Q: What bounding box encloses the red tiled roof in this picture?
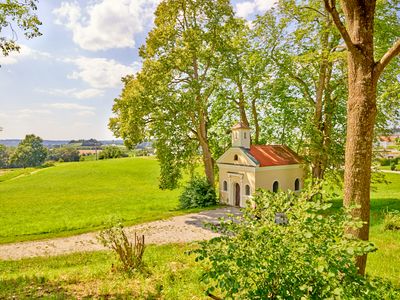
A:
[249,145,302,167]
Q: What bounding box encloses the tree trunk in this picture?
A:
[311,16,330,180]
[339,0,377,275]
[251,97,260,144]
[198,112,215,188]
[237,79,250,127]
[325,0,400,275]
[343,50,377,275]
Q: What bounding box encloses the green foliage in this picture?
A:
[0,0,42,57]
[179,176,217,209]
[391,161,397,171]
[47,147,80,162]
[193,186,399,299]
[380,158,392,166]
[384,210,400,231]
[9,134,47,168]
[0,144,9,168]
[98,145,127,160]
[98,223,145,273]
[110,0,239,188]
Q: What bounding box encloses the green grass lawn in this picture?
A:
[0,167,37,182]
[329,173,400,285]
[0,158,204,244]
[0,244,208,299]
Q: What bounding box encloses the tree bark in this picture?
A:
[237,79,250,128]
[198,112,215,188]
[324,0,385,275]
[251,97,260,144]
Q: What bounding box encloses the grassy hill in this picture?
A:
[0,158,194,244]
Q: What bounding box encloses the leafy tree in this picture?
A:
[254,0,348,180]
[98,146,126,160]
[10,134,47,168]
[0,144,9,168]
[194,187,399,299]
[47,147,80,162]
[0,0,42,56]
[111,0,238,188]
[323,0,400,274]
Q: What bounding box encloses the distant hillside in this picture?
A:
[0,139,124,148]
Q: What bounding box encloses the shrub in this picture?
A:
[98,223,145,273]
[47,147,80,162]
[380,158,391,166]
[98,146,127,159]
[390,161,396,171]
[384,210,400,231]
[40,161,55,168]
[179,176,217,209]
[193,186,399,299]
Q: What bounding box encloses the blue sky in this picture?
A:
[0,0,275,140]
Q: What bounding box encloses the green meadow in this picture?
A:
[0,158,201,244]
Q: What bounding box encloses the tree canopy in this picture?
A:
[0,0,41,57]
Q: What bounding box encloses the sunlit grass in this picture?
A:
[0,158,205,244]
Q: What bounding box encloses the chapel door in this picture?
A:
[235,183,241,207]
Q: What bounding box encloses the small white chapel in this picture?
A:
[216,122,304,207]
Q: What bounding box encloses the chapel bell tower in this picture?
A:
[231,122,251,149]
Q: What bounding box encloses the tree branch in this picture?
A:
[374,39,400,79]
[322,0,355,54]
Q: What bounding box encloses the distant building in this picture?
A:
[217,123,304,208]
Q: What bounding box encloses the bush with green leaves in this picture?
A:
[193,186,399,299]
[384,210,400,231]
[47,147,80,162]
[179,176,217,209]
[98,146,127,160]
[0,145,9,168]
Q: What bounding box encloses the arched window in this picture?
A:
[234,154,238,161]
[272,181,279,193]
[223,181,228,191]
[294,178,300,191]
[245,185,251,195]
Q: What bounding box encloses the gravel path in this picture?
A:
[0,207,240,261]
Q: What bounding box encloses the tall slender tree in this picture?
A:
[323,0,400,274]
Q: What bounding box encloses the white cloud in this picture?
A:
[17,109,52,119]
[235,0,277,19]
[36,87,104,99]
[254,0,276,11]
[76,110,96,117]
[73,88,104,99]
[53,0,160,51]
[66,57,137,89]
[0,45,50,65]
[236,2,256,19]
[47,103,95,111]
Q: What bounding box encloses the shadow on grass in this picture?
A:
[329,197,400,226]
[0,276,70,299]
